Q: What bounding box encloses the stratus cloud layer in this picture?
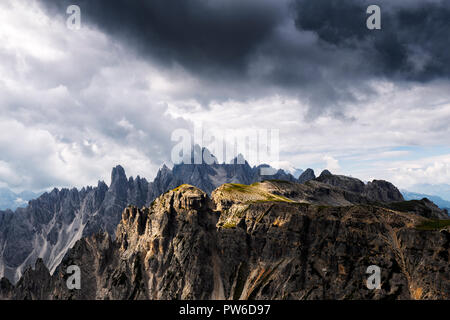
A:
[0,0,449,193]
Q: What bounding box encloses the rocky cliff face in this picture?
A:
[0,166,147,283]
[315,170,404,202]
[0,154,296,283]
[2,182,448,300]
[298,168,316,184]
[0,154,441,288]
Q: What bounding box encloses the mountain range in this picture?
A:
[0,150,299,283]
[407,184,450,204]
[0,149,448,299]
[1,180,448,300]
[402,191,450,212]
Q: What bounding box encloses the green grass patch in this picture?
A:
[265,194,293,202]
[234,206,249,218]
[221,183,296,204]
[223,183,253,193]
[389,200,423,212]
[416,219,450,231]
[261,179,292,184]
[172,184,190,192]
[251,196,293,203]
[222,221,238,229]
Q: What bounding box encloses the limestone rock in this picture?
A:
[2,182,448,300]
[298,168,316,184]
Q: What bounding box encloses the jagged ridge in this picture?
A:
[0,153,297,283]
[0,150,443,285]
[1,181,449,300]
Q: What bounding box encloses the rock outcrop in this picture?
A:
[2,182,448,300]
[0,155,439,288]
[0,152,296,283]
[387,198,449,220]
[298,168,316,184]
[365,180,405,203]
[0,166,146,283]
[316,171,404,203]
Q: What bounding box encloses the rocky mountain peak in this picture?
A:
[298,168,316,183]
[95,181,108,197]
[231,153,247,165]
[171,184,212,211]
[111,165,127,185]
[0,149,439,287]
[160,164,170,172]
[3,180,448,300]
[319,169,332,177]
[155,164,172,182]
[365,180,404,203]
[314,171,403,203]
[316,171,365,193]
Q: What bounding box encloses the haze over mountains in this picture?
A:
[405,184,450,205]
[0,188,40,211]
[402,191,450,212]
[0,148,448,290]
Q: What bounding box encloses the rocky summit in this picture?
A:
[1,180,448,300]
[0,151,296,284]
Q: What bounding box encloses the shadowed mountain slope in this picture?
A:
[1,183,448,300]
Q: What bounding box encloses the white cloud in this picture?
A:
[323,156,341,173]
[0,0,191,191]
[0,0,449,193]
[167,81,450,188]
[387,155,450,188]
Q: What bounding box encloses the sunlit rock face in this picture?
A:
[2,181,448,300]
[0,156,297,284]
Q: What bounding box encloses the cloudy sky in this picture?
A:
[1,0,449,195]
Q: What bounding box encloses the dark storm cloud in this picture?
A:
[3,0,450,192]
[40,0,285,77]
[293,0,450,81]
[39,0,450,114]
